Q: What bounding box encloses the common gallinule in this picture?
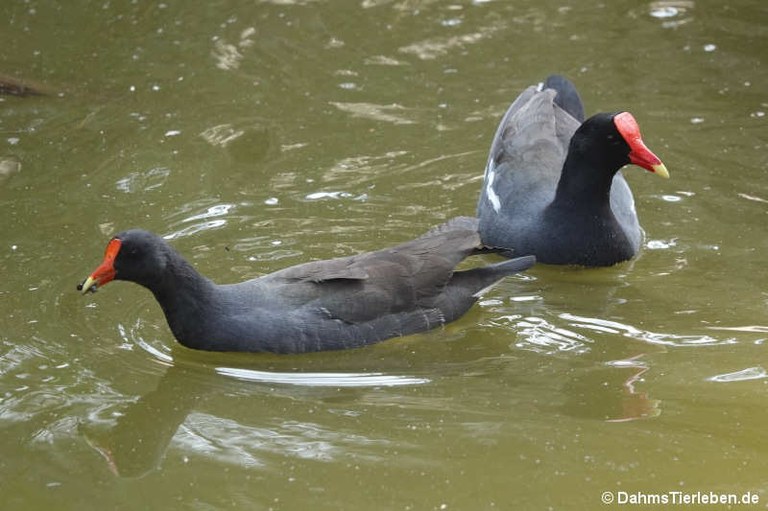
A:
[78,221,534,353]
[477,75,669,266]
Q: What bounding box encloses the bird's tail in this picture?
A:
[434,255,535,324]
[544,75,585,122]
[463,255,536,298]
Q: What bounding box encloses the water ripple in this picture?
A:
[124,325,429,388]
[164,202,237,240]
[330,102,415,125]
[398,21,505,60]
[708,366,767,383]
[511,316,592,355]
[561,313,736,347]
[175,413,390,468]
[200,124,245,147]
[115,167,170,193]
[164,220,228,240]
[321,151,409,186]
[215,366,429,388]
[181,203,235,222]
[648,1,694,28]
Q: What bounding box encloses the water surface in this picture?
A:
[1,1,767,509]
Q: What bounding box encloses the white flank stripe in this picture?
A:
[485,168,501,212]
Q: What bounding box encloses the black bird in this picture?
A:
[477,75,669,266]
[79,221,534,353]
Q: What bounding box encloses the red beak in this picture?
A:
[614,112,670,178]
[79,238,121,294]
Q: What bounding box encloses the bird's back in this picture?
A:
[477,84,581,245]
[477,76,641,260]
[207,225,529,352]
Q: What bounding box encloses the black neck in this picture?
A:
[553,142,621,211]
[149,252,217,344]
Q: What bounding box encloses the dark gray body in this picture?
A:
[104,224,534,353]
[477,76,642,266]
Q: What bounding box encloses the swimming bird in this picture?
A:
[477,75,669,266]
[79,222,534,353]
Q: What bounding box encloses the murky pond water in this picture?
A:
[1,1,767,509]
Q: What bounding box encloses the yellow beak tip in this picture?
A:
[653,163,670,179]
[79,276,97,295]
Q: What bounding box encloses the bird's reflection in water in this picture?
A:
[81,363,207,478]
[80,354,427,478]
[560,357,660,422]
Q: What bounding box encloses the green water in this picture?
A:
[1,1,767,509]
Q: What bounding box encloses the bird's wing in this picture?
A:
[481,87,582,215]
[269,228,483,324]
[277,257,370,283]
